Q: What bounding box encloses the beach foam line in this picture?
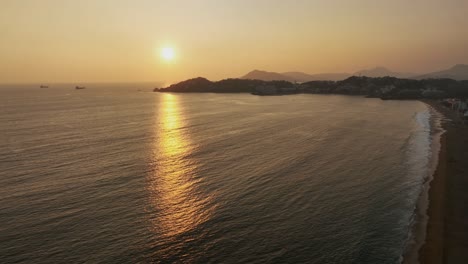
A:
[402,103,446,264]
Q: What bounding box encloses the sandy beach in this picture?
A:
[419,100,468,264]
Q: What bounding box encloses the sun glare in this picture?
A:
[161,47,175,61]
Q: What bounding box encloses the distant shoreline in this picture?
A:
[155,76,468,100]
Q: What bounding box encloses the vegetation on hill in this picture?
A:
[154,76,468,99]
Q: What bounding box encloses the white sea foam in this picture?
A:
[401,106,446,264]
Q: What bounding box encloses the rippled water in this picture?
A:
[0,85,431,263]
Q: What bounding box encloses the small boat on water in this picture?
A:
[75,86,86,90]
[39,85,48,88]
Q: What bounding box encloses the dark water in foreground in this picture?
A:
[0,85,432,263]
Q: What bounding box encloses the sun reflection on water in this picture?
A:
[148,94,212,238]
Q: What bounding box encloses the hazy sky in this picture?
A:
[1,0,467,83]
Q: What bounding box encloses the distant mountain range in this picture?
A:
[242,70,296,82]
[241,70,349,82]
[282,72,350,82]
[353,67,414,78]
[241,64,468,82]
[413,64,468,80]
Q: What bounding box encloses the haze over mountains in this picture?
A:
[353,67,414,78]
[414,64,468,80]
[242,70,350,82]
[242,70,296,82]
[241,64,468,82]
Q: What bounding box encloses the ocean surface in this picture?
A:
[0,84,433,263]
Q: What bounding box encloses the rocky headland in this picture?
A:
[154,76,468,100]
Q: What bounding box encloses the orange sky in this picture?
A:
[1,0,467,84]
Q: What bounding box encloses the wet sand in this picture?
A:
[419,100,468,264]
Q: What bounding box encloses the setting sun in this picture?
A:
[161,47,175,61]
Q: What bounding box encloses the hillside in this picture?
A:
[354,67,414,78]
[155,76,468,99]
[241,70,295,82]
[282,72,350,82]
[154,77,292,93]
[414,64,468,80]
[242,67,419,82]
[241,70,350,82]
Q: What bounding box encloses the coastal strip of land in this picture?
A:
[419,100,468,264]
[154,76,468,100]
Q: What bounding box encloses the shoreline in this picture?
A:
[402,103,445,264]
[417,100,468,263]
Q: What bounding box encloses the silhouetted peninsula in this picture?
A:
[154,77,292,94]
[154,75,468,99]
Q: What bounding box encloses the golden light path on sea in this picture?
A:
[148,93,212,238]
